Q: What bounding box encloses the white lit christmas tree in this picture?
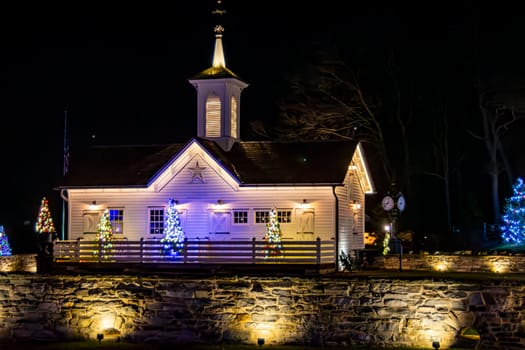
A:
[35,197,56,234]
[264,207,283,258]
[501,177,525,245]
[161,198,185,256]
[94,209,113,258]
[0,225,12,256]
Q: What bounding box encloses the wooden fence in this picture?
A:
[53,237,336,265]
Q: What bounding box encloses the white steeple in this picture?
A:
[188,2,248,152]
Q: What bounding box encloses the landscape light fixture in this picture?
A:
[432,341,440,349]
[97,333,104,342]
[257,338,265,346]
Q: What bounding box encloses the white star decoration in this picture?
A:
[188,161,206,183]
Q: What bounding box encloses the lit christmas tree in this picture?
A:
[0,225,12,256]
[264,207,283,258]
[161,198,185,256]
[35,197,56,234]
[501,177,525,244]
[94,209,113,258]
[382,232,391,255]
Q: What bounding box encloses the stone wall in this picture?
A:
[0,254,37,273]
[0,273,524,349]
[375,253,525,273]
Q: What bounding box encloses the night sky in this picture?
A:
[1,1,524,247]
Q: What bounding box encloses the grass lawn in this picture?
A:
[1,341,475,350]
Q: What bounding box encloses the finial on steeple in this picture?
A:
[211,1,226,68]
[214,25,224,35]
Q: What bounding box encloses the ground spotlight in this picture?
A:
[257,338,265,346]
[97,333,104,342]
[432,341,440,349]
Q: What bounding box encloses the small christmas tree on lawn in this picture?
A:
[95,209,113,258]
[264,207,283,258]
[35,197,56,234]
[501,177,525,244]
[161,198,185,256]
[0,225,12,256]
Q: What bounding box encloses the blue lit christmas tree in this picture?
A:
[0,225,12,256]
[501,177,525,245]
[161,198,185,256]
[264,208,283,258]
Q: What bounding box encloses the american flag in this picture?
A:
[63,108,70,175]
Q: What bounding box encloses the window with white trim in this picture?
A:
[149,207,164,234]
[255,209,271,224]
[277,209,292,223]
[108,208,124,234]
[233,209,248,224]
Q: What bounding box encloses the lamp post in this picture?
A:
[381,186,406,272]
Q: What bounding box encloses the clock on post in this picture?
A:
[397,194,406,212]
[381,195,395,211]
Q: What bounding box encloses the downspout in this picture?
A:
[60,189,68,240]
[332,185,339,270]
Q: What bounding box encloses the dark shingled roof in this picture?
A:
[199,138,357,185]
[59,144,185,188]
[58,138,358,188]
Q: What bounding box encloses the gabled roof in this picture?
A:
[59,144,186,188]
[199,138,358,185]
[58,138,360,189]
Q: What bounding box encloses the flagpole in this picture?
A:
[61,108,68,240]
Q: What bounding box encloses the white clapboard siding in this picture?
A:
[67,153,338,243]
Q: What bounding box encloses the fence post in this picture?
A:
[316,237,321,265]
[140,237,144,263]
[252,237,256,264]
[98,239,103,263]
[76,238,81,262]
[183,238,188,264]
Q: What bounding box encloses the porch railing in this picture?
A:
[53,237,336,265]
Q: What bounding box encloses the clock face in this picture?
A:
[397,195,406,211]
[382,195,395,211]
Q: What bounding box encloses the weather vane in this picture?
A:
[212,0,226,16]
